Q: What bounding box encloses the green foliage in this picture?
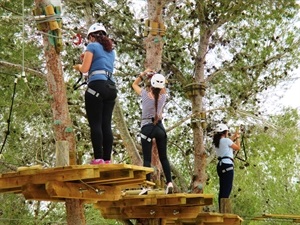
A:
[1,0,300,224]
[205,108,300,224]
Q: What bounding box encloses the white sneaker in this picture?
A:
[139,187,151,195]
[165,182,174,194]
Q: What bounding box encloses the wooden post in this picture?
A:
[220,198,232,213]
[56,141,69,166]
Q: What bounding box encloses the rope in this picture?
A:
[235,131,248,162]
[0,75,18,154]
[0,0,26,154]
[22,0,25,77]
[0,1,56,157]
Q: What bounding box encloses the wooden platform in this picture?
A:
[95,192,214,219]
[94,191,242,224]
[0,164,243,224]
[0,164,153,202]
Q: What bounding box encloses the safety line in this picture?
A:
[0,76,18,154]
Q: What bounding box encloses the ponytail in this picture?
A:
[152,87,161,125]
[212,130,227,148]
[90,31,113,52]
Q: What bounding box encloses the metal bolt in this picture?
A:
[150,210,156,215]
[173,210,179,215]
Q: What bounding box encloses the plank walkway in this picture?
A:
[0,164,243,225]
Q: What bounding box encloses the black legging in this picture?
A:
[85,80,117,160]
[217,162,234,210]
[141,122,172,183]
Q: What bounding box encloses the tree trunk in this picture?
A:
[114,98,143,165]
[34,1,84,224]
[135,1,167,225]
[143,0,166,188]
[191,19,212,193]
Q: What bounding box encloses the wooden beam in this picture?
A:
[45,181,122,201]
[95,193,214,208]
[94,197,157,208]
[22,183,64,201]
[0,168,98,191]
[101,206,203,219]
[197,213,243,225]
[87,170,146,184]
[157,194,214,206]
[0,164,154,193]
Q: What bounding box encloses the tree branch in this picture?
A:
[0,60,46,79]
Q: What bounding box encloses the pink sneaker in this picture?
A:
[90,159,104,165]
[104,160,111,164]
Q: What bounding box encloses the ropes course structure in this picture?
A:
[1,1,300,225]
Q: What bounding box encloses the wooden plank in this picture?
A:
[22,183,65,202]
[196,213,224,223]
[196,213,243,225]
[0,168,99,191]
[96,193,214,208]
[83,171,150,190]
[220,216,243,225]
[0,187,22,194]
[1,165,83,177]
[0,164,153,178]
[0,164,154,191]
[86,170,145,184]
[85,163,154,173]
[99,206,123,219]
[45,181,122,201]
[124,205,203,219]
[124,189,166,196]
[101,206,203,219]
[94,197,157,208]
[157,194,214,206]
[161,220,176,225]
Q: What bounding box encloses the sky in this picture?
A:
[280,77,300,109]
[275,72,300,109]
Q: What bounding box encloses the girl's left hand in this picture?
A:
[73,64,81,71]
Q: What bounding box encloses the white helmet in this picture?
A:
[151,73,165,89]
[87,23,107,36]
[215,124,229,133]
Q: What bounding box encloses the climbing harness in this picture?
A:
[221,166,234,173]
[218,156,234,163]
[86,88,101,99]
[140,120,166,143]
[140,133,152,142]
[88,70,113,79]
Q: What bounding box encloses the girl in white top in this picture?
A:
[212,124,240,211]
